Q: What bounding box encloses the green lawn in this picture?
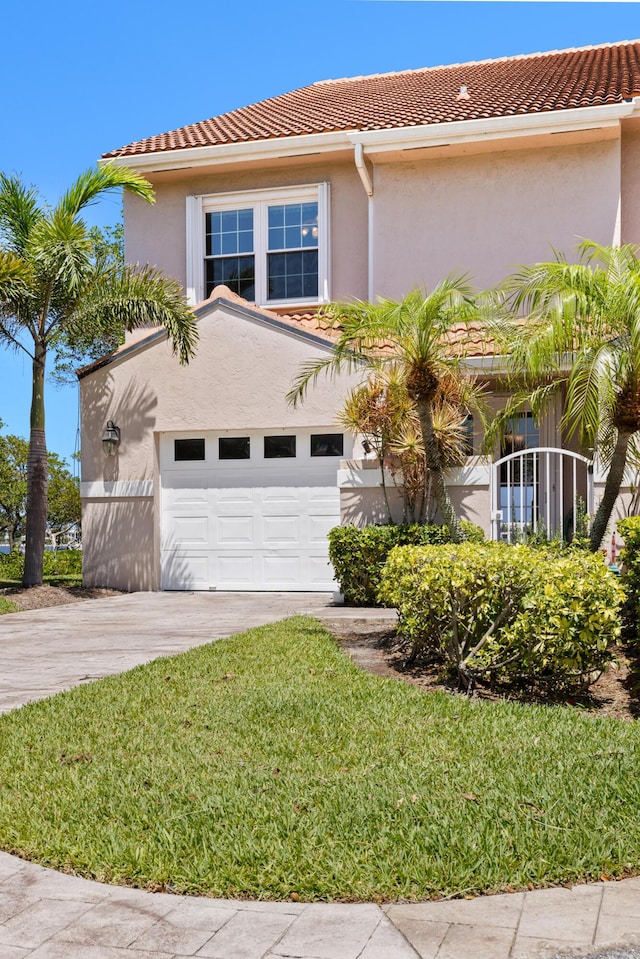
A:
[0,597,17,614]
[0,615,639,901]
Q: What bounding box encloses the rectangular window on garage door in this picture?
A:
[218,436,250,460]
[174,438,205,461]
[311,433,344,457]
[264,435,296,458]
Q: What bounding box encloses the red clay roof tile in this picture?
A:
[104,41,640,160]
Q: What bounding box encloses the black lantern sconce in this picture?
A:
[102,420,121,457]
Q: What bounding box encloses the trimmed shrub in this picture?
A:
[617,516,640,641]
[328,521,484,605]
[0,549,82,582]
[379,542,622,691]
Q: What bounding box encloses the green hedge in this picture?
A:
[328,521,484,605]
[617,517,640,641]
[379,542,622,692]
[0,549,82,582]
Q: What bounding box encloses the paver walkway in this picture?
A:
[0,592,637,958]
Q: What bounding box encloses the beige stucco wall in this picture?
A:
[621,120,640,245]
[80,300,363,590]
[372,138,621,296]
[124,159,368,305]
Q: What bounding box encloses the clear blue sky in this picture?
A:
[1,0,639,465]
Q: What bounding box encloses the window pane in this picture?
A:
[268,205,284,228]
[219,437,250,460]
[311,434,344,457]
[264,435,296,458]
[268,226,285,250]
[462,415,474,456]
[175,438,205,461]
[221,210,238,232]
[284,204,301,226]
[285,226,302,248]
[205,256,255,300]
[238,209,253,231]
[268,250,318,300]
[221,231,238,255]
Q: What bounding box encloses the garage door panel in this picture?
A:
[262,553,303,586]
[216,515,254,545]
[308,514,338,543]
[162,552,210,591]
[215,487,254,505]
[165,515,210,548]
[262,515,300,545]
[216,555,255,588]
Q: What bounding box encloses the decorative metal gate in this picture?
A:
[490,447,593,543]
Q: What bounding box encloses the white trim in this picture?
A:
[346,101,637,154]
[81,480,154,499]
[338,458,491,489]
[185,194,203,307]
[188,183,330,308]
[101,101,639,174]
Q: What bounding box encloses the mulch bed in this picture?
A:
[0,584,124,611]
[326,618,640,723]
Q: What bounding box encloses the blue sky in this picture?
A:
[1,0,639,465]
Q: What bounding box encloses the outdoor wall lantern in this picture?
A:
[102,420,121,456]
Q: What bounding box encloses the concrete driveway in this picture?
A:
[0,591,637,959]
[0,591,344,713]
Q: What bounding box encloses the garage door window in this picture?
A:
[264,435,296,458]
[174,438,205,461]
[219,436,250,460]
[311,434,344,457]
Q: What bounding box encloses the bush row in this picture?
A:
[618,517,640,642]
[328,521,484,605]
[0,549,82,581]
[379,542,622,692]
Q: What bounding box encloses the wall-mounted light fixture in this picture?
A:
[102,420,121,457]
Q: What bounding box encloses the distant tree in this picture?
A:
[0,167,198,586]
[0,432,80,551]
[0,432,28,551]
[46,453,81,550]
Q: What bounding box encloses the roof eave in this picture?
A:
[100,100,640,173]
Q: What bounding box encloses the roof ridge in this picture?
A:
[312,38,640,86]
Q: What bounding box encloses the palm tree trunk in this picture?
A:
[23,346,47,587]
[415,398,466,542]
[589,429,631,552]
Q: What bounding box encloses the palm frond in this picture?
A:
[58,164,155,218]
[0,175,44,255]
[67,264,198,364]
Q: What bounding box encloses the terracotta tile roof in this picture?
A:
[77,287,497,378]
[104,40,640,159]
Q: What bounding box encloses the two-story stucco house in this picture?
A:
[79,40,640,592]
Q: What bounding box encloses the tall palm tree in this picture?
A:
[503,240,640,551]
[0,166,199,586]
[287,281,488,542]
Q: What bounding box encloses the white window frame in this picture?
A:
[186,183,330,308]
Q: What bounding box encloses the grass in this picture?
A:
[0,597,17,614]
[0,576,82,588]
[0,615,639,901]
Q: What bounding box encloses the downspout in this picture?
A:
[354,143,374,302]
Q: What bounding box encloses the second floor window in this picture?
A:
[188,184,329,307]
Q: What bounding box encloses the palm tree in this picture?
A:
[0,166,199,586]
[503,240,640,551]
[287,281,488,542]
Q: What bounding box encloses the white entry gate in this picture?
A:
[490,447,593,543]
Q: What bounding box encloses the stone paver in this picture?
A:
[0,593,637,958]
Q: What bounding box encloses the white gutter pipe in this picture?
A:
[354,143,374,302]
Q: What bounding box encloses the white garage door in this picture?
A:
[160,429,349,591]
